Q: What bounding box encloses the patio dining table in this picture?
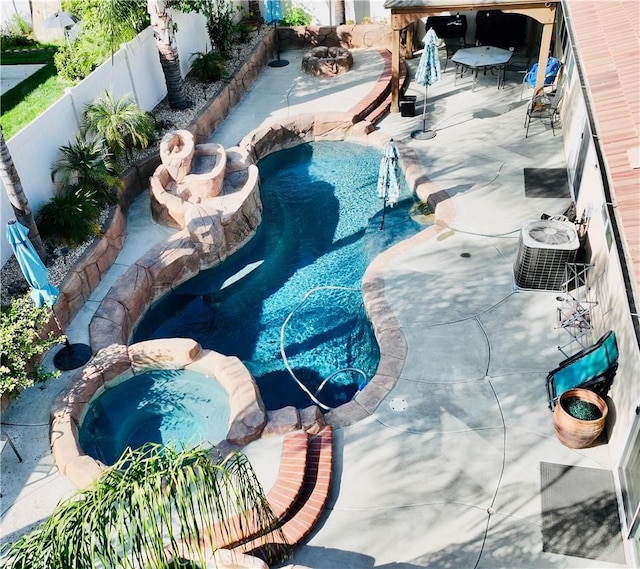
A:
[451,46,514,91]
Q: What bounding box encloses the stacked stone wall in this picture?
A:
[277,24,393,51]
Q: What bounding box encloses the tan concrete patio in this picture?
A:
[0,46,627,568]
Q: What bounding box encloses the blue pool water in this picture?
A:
[133,142,423,410]
[79,369,230,465]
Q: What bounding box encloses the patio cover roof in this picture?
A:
[384,0,554,12]
[383,0,558,111]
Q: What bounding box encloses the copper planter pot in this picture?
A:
[553,388,608,449]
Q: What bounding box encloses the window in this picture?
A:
[571,122,590,199]
[602,203,613,251]
[620,420,640,561]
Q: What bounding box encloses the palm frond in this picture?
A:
[1,443,287,568]
[83,90,155,159]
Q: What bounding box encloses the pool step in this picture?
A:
[169,427,333,565]
[351,49,410,126]
[266,430,310,520]
[234,425,334,564]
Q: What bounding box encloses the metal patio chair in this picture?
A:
[521,56,561,99]
[524,82,564,137]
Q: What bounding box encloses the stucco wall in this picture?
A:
[560,41,640,467]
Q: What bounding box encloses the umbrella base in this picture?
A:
[269,58,289,67]
[411,129,437,140]
[54,343,92,371]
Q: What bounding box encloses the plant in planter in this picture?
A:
[83,91,156,162]
[236,20,256,43]
[553,387,608,449]
[236,5,260,38]
[36,186,102,248]
[50,130,122,206]
[181,0,236,58]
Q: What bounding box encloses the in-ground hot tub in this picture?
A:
[51,339,267,483]
[79,368,230,465]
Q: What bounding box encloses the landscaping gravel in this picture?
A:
[1,25,271,308]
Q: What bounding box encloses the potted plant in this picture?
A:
[553,387,608,448]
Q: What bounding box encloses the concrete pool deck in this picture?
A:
[0,47,627,567]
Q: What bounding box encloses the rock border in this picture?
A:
[51,338,267,488]
[86,111,454,431]
[47,31,279,333]
[52,44,456,486]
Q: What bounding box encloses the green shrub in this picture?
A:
[36,187,101,248]
[189,50,228,82]
[281,3,312,26]
[178,0,235,57]
[1,444,287,568]
[236,22,255,43]
[53,0,148,83]
[0,294,63,396]
[51,130,122,205]
[205,0,236,57]
[0,13,36,49]
[53,36,102,83]
[83,91,156,160]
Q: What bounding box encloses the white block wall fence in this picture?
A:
[0,9,211,266]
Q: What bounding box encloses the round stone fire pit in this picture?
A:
[302,46,353,77]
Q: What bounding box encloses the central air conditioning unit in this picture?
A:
[514,219,580,291]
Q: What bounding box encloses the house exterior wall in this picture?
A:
[560,10,640,564]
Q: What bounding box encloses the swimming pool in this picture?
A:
[133,142,423,410]
[79,369,230,465]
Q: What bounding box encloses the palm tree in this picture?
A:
[148,0,190,110]
[0,126,47,262]
[0,444,287,568]
[83,91,155,161]
[51,130,123,205]
[335,0,346,25]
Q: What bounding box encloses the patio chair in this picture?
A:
[521,56,561,99]
[443,36,466,72]
[524,82,564,138]
[426,14,467,72]
[546,330,619,410]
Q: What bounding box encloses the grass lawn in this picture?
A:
[1,46,68,139]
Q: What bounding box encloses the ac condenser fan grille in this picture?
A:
[528,225,574,245]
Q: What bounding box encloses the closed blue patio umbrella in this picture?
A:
[6,219,91,370]
[264,0,289,67]
[412,28,441,140]
[376,139,400,230]
[6,220,59,308]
